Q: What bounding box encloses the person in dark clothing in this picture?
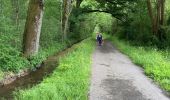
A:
[96,33,103,46]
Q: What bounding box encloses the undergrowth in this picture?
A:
[0,40,75,79]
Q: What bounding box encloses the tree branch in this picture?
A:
[82,9,110,14]
[82,9,124,22]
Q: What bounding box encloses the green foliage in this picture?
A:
[81,0,137,21]
[0,0,28,50]
[81,0,100,10]
[111,36,170,93]
[69,13,96,40]
[0,44,29,72]
[112,0,170,48]
[0,0,83,79]
[28,42,68,68]
[14,38,95,100]
[93,13,113,34]
[0,0,28,73]
[0,0,114,80]
[70,11,113,41]
[40,0,62,48]
[115,1,152,43]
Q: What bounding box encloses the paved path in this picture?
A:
[89,41,169,100]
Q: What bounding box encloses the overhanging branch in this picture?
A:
[82,9,110,14]
[82,9,124,22]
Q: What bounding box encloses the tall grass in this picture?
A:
[110,37,170,93]
[14,38,95,100]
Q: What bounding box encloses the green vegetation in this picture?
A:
[1,0,170,99]
[14,38,95,100]
[110,37,170,92]
[113,0,170,49]
[0,0,96,79]
[0,0,65,75]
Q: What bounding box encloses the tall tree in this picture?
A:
[147,0,165,40]
[23,0,44,57]
[147,0,156,34]
[81,0,137,22]
[62,0,72,40]
[158,0,165,40]
[160,0,165,25]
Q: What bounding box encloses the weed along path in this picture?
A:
[89,41,169,100]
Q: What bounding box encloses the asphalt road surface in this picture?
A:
[89,41,169,100]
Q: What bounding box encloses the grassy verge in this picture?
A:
[110,37,170,93]
[14,38,95,100]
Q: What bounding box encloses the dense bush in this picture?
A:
[114,0,170,48]
[0,44,29,72]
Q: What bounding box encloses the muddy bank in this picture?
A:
[0,65,39,86]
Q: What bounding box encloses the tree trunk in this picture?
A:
[155,0,161,35]
[146,0,156,35]
[76,0,83,9]
[62,0,72,40]
[158,0,166,40]
[23,0,44,57]
[160,0,165,25]
[146,0,165,38]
